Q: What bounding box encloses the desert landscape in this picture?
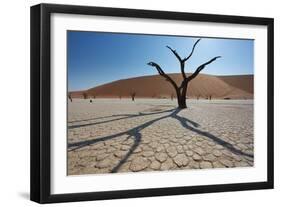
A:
[67,74,254,175]
[67,33,254,175]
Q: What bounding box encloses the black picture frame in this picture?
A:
[30,3,274,204]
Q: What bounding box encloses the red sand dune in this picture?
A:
[70,73,253,99]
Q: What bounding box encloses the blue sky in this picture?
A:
[67,31,254,91]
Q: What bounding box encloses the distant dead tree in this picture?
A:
[209,95,212,100]
[148,39,221,109]
[82,92,88,99]
[119,94,122,100]
[68,92,72,102]
[130,92,136,101]
[89,94,95,102]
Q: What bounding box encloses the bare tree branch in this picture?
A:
[166,39,201,80]
[187,56,221,81]
[166,46,182,62]
[147,62,178,90]
[183,38,201,62]
[166,46,186,79]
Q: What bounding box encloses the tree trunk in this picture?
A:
[177,95,187,109]
[176,82,188,109]
[176,88,187,109]
[131,93,136,101]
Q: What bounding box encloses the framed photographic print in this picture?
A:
[30,3,274,203]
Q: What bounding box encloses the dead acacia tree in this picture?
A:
[68,92,72,102]
[130,92,136,101]
[147,39,221,109]
[82,92,88,99]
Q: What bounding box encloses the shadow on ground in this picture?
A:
[18,192,29,200]
[68,108,253,173]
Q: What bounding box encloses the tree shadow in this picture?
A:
[68,110,176,151]
[170,108,253,158]
[68,109,176,173]
[111,132,141,173]
[68,108,177,129]
[68,115,123,124]
[68,108,253,173]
